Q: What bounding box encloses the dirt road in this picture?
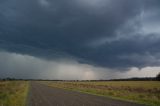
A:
[29,82,145,106]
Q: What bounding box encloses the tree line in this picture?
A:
[1,72,160,81]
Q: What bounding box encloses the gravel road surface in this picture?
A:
[29,82,146,106]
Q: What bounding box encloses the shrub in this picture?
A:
[156,73,160,81]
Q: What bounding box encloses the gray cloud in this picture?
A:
[0,0,160,79]
[0,51,159,79]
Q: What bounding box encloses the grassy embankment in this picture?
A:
[0,81,29,106]
[43,81,160,106]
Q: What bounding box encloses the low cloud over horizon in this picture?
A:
[0,0,160,79]
[0,51,159,80]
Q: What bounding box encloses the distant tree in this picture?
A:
[156,72,160,81]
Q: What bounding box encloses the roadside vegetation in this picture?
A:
[0,81,29,106]
[156,72,160,81]
[43,81,160,106]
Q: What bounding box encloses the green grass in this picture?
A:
[43,81,160,106]
[0,81,29,106]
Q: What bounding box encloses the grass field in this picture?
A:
[43,81,160,106]
[0,81,29,106]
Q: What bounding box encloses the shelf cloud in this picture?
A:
[0,0,160,79]
[0,51,159,80]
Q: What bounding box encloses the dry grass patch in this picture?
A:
[0,81,29,106]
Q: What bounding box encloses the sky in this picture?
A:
[0,0,160,80]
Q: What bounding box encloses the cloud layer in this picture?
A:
[0,0,160,79]
[0,51,159,79]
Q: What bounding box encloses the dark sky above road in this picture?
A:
[0,0,160,79]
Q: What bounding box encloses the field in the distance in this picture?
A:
[43,81,160,106]
[0,81,29,106]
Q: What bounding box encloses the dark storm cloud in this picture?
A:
[0,0,160,69]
